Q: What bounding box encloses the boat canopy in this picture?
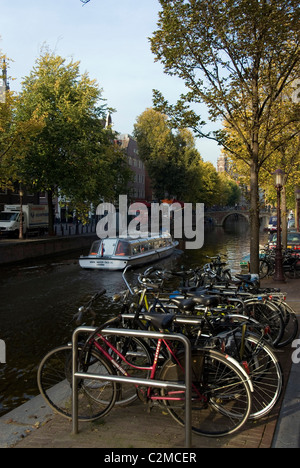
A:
[88,233,173,258]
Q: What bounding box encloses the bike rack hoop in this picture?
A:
[72,326,192,448]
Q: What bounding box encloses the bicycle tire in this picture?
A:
[97,335,152,406]
[275,302,299,348]
[284,263,300,279]
[185,318,282,420]
[37,345,117,421]
[159,349,252,437]
[229,333,283,419]
[242,299,284,347]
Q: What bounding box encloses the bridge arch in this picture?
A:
[204,210,250,227]
[221,211,250,226]
[204,209,271,228]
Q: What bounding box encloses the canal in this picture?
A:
[0,218,268,417]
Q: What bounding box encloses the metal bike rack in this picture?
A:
[72,326,192,448]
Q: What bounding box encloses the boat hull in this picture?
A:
[79,243,178,271]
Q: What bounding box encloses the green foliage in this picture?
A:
[151,0,300,159]
[15,50,132,222]
[0,54,45,189]
[150,0,300,272]
[134,107,240,206]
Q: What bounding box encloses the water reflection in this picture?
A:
[0,219,268,416]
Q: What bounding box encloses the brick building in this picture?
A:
[115,134,153,202]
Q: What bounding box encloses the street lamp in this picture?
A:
[273,169,285,282]
[295,188,300,232]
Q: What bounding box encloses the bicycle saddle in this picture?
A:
[170,295,220,311]
[235,274,259,283]
[144,313,175,330]
[191,295,220,307]
[170,298,195,312]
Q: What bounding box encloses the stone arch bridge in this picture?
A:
[204,209,271,227]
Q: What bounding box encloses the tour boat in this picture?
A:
[79,233,179,270]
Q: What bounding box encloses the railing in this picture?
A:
[71,326,192,448]
[54,221,96,237]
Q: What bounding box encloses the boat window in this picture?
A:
[89,240,102,256]
[139,241,150,253]
[160,238,168,247]
[142,242,150,252]
[131,243,141,255]
[147,241,153,251]
[115,241,130,256]
[153,239,161,249]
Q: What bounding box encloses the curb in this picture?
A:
[0,394,54,448]
[272,337,300,448]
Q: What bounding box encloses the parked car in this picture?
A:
[267,216,277,232]
[268,231,300,251]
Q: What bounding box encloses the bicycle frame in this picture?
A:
[72,325,192,447]
[84,327,193,402]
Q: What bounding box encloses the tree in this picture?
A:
[223,84,300,247]
[0,55,45,191]
[150,0,300,273]
[134,108,203,200]
[16,50,131,232]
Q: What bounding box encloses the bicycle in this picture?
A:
[38,308,253,437]
[78,313,253,438]
[259,247,300,279]
[37,290,153,419]
[202,272,298,349]
[125,265,285,349]
[114,267,282,420]
[136,261,296,350]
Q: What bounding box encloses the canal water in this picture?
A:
[0,218,268,417]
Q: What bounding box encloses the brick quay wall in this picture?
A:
[0,234,97,265]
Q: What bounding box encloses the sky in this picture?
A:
[0,0,221,167]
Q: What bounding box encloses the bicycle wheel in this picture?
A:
[37,345,117,421]
[99,335,152,406]
[229,333,283,419]
[285,263,300,279]
[159,349,252,437]
[275,302,299,348]
[243,299,284,347]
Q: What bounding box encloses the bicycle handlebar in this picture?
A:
[74,288,106,324]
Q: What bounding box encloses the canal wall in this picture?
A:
[0,234,97,265]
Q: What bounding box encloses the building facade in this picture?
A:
[0,187,39,213]
[115,134,152,202]
[217,154,229,173]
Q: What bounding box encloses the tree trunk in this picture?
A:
[249,67,261,275]
[249,160,260,274]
